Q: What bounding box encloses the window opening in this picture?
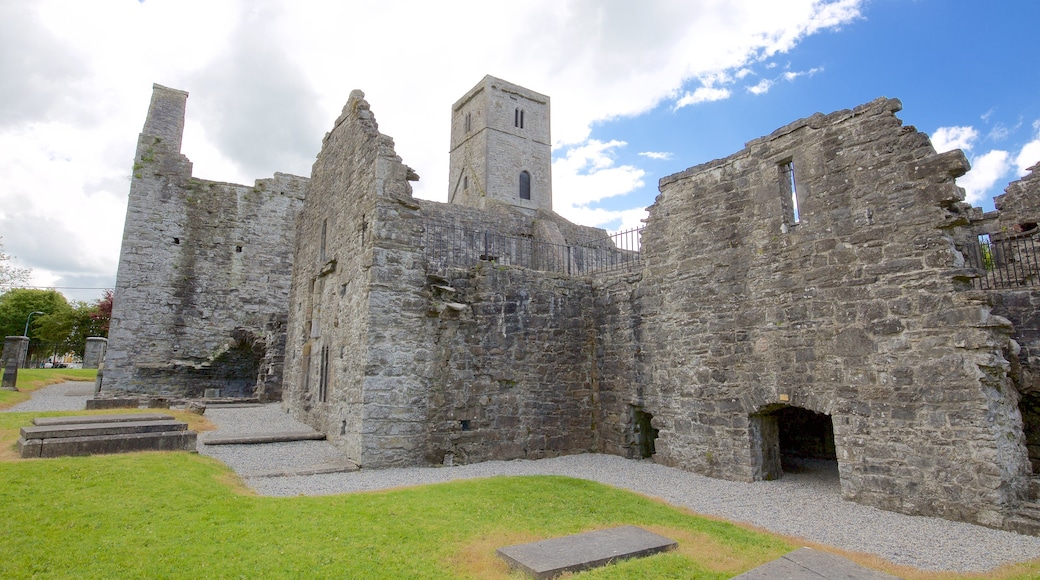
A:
[318,344,330,403]
[520,109,525,129]
[464,111,471,133]
[519,171,531,200]
[320,219,328,261]
[463,175,468,190]
[235,245,242,253]
[173,237,180,245]
[778,160,800,226]
[514,108,519,128]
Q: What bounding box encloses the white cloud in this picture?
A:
[639,151,673,160]
[747,79,774,95]
[675,87,732,109]
[783,67,823,81]
[552,140,645,226]
[931,126,978,153]
[1017,138,1040,175]
[0,0,867,297]
[959,150,1012,205]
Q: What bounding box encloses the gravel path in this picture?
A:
[9,383,1040,573]
[2,381,95,412]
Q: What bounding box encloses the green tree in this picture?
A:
[0,236,31,289]
[0,288,69,361]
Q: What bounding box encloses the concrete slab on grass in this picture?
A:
[496,525,677,579]
[733,547,899,579]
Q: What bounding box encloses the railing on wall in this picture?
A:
[424,223,642,276]
[963,233,1040,290]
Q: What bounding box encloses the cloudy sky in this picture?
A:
[1,0,1038,302]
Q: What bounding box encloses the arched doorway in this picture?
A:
[750,405,838,482]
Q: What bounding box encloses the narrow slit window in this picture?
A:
[514,108,520,128]
[464,111,471,133]
[778,160,800,226]
[320,219,327,261]
[519,171,531,200]
[463,175,468,190]
[318,344,330,403]
[520,109,525,129]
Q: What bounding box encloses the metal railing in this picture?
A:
[424,223,642,276]
[963,233,1040,290]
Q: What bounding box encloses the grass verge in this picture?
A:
[1,410,1039,578]
[0,368,98,409]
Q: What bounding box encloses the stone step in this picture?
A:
[21,420,187,441]
[202,431,326,445]
[32,414,174,427]
[249,459,360,478]
[18,430,197,458]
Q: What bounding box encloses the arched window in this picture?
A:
[519,171,531,200]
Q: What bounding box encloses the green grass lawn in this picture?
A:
[2,408,1039,579]
[0,368,98,409]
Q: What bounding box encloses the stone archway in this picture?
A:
[750,405,838,482]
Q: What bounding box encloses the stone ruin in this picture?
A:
[103,77,1040,533]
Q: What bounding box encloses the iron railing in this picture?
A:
[424,223,642,276]
[963,233,1040,290]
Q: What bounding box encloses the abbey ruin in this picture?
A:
[104,77,1040,533]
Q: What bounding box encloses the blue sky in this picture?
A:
[0,0,1037,301]
[573,0,1040,227]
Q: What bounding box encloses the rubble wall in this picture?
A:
[641,97,1030,526]
[105,84,306,397]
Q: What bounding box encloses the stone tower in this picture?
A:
[447,75,552,212]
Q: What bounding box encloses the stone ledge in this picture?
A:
[202,431,326,445]
[18,430,197,458]
[496,525,677,579]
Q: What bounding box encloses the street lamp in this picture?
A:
[24,311,44,337]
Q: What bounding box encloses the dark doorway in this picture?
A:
[1020,392,1040,474]
[751,406,837,481]
[630,406,658,459]
[776,406,837,474]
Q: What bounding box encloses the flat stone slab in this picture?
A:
[733,548,899,579]
[21,420,187,441]
[250,459,361,478]
[496,525,677,579]
[18,430,197,458]
[202,431,326,445]
[32,414,174,426]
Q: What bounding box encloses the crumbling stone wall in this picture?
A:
[640,97,1030,527]
[284,90,622,468]
[105,84,306,397]
[985,166,1040,471]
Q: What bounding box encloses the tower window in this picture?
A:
[519,171,531,200]
[465,112,471,133]
[778,160,800,227]
[463,175,468,190]
[514,108,525,129]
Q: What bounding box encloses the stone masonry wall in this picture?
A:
[423,265,597,465]
[641,97,1030,527]
[988,166,1040,472]
[105,85,306,397]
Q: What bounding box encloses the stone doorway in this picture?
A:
[628,405,659,459]
[1019,392,1040,474]
[750,406,838,482]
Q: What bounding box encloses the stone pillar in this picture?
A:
[1,336,30,391]
[83,337,108,369]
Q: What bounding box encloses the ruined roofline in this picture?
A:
[658,97,903,189]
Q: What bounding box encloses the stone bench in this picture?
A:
[18,415,197,458]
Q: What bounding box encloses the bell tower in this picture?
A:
[448,75,552,212]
